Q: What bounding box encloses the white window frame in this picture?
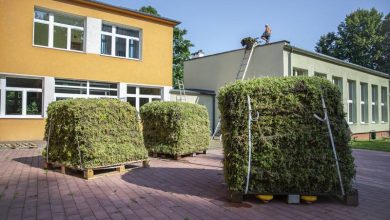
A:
[292,68,308,76]
[381,87,388,123]
[360,83,368,124]
[347,80,356,124]
[33,9,85,52]
[100,23,141,60]
[371,85,378,124]
[54,79,118,100]
[332,76,343,96]
[125,85,162,112]
[0,76,43,118]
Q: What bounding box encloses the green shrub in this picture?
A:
[218,77,355,194]
[140,101,210,156]
[43,99,148,168]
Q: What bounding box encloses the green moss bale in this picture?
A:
[44,99,148,168]
[140,101,210,156]
[218,77,355,194]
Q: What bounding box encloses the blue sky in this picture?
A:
[102,0,389,55]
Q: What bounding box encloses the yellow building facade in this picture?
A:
[0,0,179,141]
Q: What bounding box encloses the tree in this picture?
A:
[315,8,389,73]
[378,13,390,73]
[139,6,194,88]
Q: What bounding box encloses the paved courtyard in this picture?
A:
[0,145,389,220]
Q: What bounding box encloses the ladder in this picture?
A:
[176,79,186,102]
[212,42,258,140]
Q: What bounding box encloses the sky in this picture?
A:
[101,0,389,55]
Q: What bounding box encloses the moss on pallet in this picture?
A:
[218,77,355,194]
[43,99,148,168]
[140,102,210,156]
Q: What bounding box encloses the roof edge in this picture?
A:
[284,45,390,79]
[71,0,180,26]
[186,40,290,61]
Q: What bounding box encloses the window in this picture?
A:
[371,85,378,123]
[55,79,118,100]
[0,77,43,117]
[101,24,141,59]
[347,80,357,124]
[314,72,327,78]
[381,87,388,123]
[292,68,308,76]
[332,76,343,96]
[34,9,85,51]
[360,83,368,123]
[126,86,162,111]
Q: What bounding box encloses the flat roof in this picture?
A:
[72,0,180,26]
[284,45,390,79]
[186,40,390,79]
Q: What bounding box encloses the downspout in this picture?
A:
[288,46,293,76]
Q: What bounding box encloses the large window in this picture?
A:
[101,24,141,59]
[314,72,327,78]
[381,87,388,123]
[360,83,368,123]
[0,77,43,117]
[332,76,343,96]
[55,79,118,100]
[347,80,357,124]
[292,68,308,76]
[34,9,85,51]
[371,85,379,123]
[126,86,161,111]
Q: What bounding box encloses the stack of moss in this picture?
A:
[140,102,210,157]
[44,99,148,168]
[218,77,355,195]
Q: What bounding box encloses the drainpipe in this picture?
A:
[288,46,293,76]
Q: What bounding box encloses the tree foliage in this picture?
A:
[139,6,194,88]
[315,8,390,74]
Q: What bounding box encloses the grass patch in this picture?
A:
[350,139,390,152]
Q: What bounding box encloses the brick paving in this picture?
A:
[0,146,389,220]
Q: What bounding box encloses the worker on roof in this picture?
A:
[261,24,271,44]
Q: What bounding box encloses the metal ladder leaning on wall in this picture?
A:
[176,79,187,102]
[211,42,258,140]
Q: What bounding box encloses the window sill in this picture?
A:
[33,44,86,54]
[0,115,44,119]
[100,54,141,62]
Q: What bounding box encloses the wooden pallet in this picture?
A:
[150,150,207,160]
[43,160,150,180]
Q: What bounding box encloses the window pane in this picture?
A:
[54,26,68,49]
[34,10,49,21]
[6,91,22,115]
[127,97,136,107]
[101,35,112,55]
[140,87,160,95]
[27,92,42,115]
[140,98,149,107]
[129,40,140,59]
[55,87,87,94]
[116,27,139,38]
[332,77,343,95]
[89,89,117,96]
[54,13,84,27]
[71,29,84,51]
[55,79,87,87]
[152,98,161,102]
[314,72,326,78]
[102,24,112,32]
[90,81,117,89]
[127,86,136,94]
[34,22,49,46]
[115,37,126,57]
[6,77,42,88]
